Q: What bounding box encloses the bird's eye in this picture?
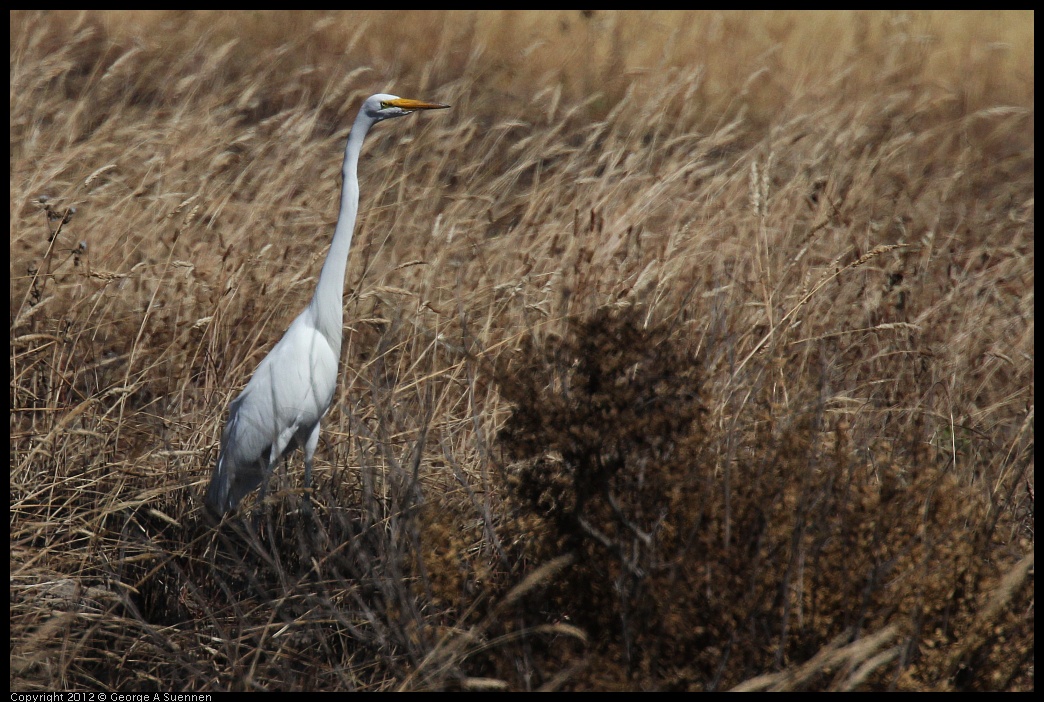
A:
[380,101,390,110]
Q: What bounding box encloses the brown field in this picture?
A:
[10,10,1033,692]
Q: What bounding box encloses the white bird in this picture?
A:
[205,93,449,516]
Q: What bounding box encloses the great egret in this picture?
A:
[205,93,450,516]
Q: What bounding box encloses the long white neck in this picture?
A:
[309,109,375,348]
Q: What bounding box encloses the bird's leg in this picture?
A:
[302,422,321,517]
[255,448,279,534]
[302,458,314,518]
[254,474,269,533]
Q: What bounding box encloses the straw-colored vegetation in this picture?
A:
[10,10,1033,691]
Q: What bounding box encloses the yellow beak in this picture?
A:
[385,98,451,112]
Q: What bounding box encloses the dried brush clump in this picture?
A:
[500,305,705,541]
[487,304,1031,691]
[494,304,708,682]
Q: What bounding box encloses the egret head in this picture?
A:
[364,93,450,123]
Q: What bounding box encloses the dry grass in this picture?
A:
[10,10,1033,692]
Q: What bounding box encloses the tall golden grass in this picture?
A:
[11,10,1033,691]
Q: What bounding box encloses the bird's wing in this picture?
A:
[227,313,340,463]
